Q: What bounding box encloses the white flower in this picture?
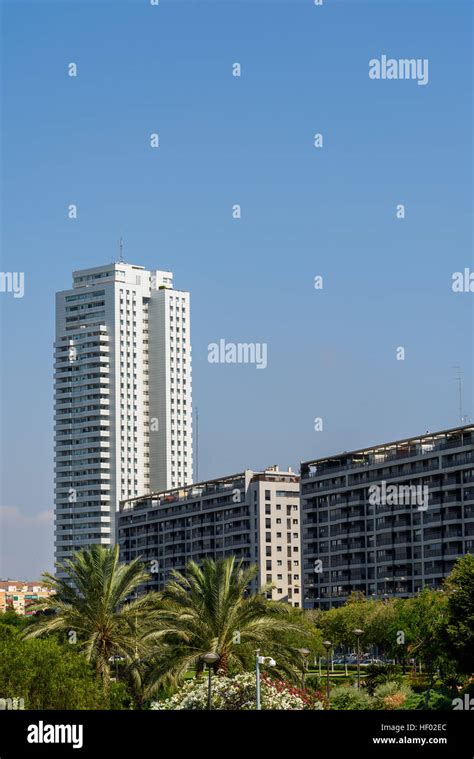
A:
[151,672,323,711]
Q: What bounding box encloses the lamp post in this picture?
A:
[322,640,332,702]
[354,629,364,689]
[298,648,311,689]
[255,650,276,710]
[201,652,219,710]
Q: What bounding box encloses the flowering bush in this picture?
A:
[151,672,324,710]
[372,681,413,710]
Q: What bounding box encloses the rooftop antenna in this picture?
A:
[118,236,125,263]
[453,365,470,424]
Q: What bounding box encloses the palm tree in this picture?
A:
[24,544,159,694]
[142,556,306,689]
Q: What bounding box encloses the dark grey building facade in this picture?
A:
[301,425,474,609]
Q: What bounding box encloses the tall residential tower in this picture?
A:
[54,262,192,567]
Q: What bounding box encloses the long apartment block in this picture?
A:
[118,466,302,605]
[54,262,192,567]
[301,425,474,609]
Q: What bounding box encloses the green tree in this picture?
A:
[391,589,448,670]
[0,623,107,709]
[390,588,448,704]
[444,554,474,673]
[318,595,396,662]
[24,544,159,693]
[143,557,307,688]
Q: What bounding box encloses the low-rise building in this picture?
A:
[0,581,53,615]
[118,466,302,605]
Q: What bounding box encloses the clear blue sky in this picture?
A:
[1,0,472,578]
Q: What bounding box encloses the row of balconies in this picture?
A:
[302,436,472,481]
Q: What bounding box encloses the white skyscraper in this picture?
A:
[54,262,193,566]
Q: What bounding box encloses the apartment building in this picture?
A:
[54,262,192,567]
[118,466,302,605]
[0,581,54,615]
[301,425,474,609]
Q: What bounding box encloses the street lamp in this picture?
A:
[255,649,276,710]
[298,648,311,689]
[322,640,332,702]
[201,652,219,710]
[354,629,364,689]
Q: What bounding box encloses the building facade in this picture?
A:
[301,425,474,609]
[118,466,302,605]
[54,263,192,567]
[0,581,54,615]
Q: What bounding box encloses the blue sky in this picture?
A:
[1,0,472,578]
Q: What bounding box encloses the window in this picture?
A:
[265,490,271,500]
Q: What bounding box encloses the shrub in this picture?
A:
[151,672,324,710]
[305,674,322,691]
[408,674,431,693]
[402,690,452,711]
[364,665,403,695]
[329,685,373,710]
[109,681,135,710]
[438,662,468,690]
[373,681,413,710]
[460,678,474,697]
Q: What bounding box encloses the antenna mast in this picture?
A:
[118,237,125,263]
[453,365,469,424]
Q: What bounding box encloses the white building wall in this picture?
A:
[54,262,192,568]
[250,470,301,606]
